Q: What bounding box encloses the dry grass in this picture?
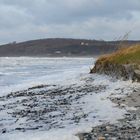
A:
[97,44,140,65]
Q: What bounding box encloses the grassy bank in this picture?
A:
[96,45,140,65]
[91,44,140,81]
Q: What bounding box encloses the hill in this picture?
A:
[0,38,140,57]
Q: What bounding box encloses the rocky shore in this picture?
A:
[0,82,107,134]
[1,72,138,140]
[0,55,140,140]
[77,88,140,140]
[87,45,140,140]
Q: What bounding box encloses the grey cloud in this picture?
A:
[0,4,33,29]
[1,0,140,23]
[0,0,140,44]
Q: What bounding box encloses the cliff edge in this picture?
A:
[90,45,140,82]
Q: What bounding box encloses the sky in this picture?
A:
[0,0,140,44]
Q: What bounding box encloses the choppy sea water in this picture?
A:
[0,57,139,140]
[0,57,95,95]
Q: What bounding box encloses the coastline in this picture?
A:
[83,45,140,140]
[90,45,140,82]
[0,57,140,140]
[77,88,140,140]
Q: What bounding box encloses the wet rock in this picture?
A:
[133,70,140,82]
[28,85,48,90]
[76,133,85,140]
[0,82,108,134]
[15,128,25,131]
[2,129,6,134]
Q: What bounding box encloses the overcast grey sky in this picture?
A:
[0,0,140,44]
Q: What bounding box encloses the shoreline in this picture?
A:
[0,56,140,140]
[77,87,140,140]
[0,80,139,140]
[0,73,133,140]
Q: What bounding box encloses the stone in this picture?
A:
[98,137,106,140]
[133,70,140,82]
[2,129,6,133]
[105,133,109,137]
[106,126,111,131]
[76,133,86,140]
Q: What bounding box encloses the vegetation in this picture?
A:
[96,44,140,65]
[0,38,140,57]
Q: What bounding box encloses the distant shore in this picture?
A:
[0,38,139,57]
